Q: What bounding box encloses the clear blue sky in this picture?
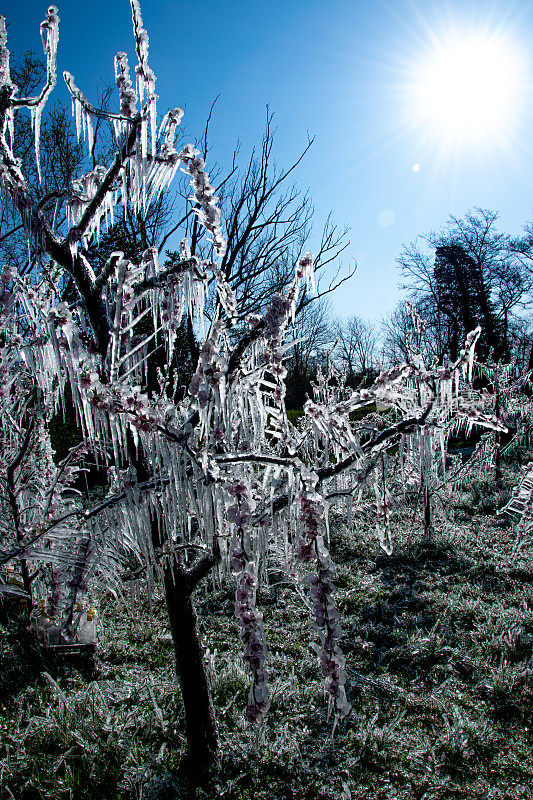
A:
[4,0,533,323]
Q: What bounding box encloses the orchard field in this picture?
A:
[3,449,533,799]
[2,2,533,799]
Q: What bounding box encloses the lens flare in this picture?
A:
[408,29,526,149]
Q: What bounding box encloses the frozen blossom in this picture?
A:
[294,475,351,720]
[115,52,137,119]
[179,146,227,258]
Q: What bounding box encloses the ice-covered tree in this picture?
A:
[0,1,505,768]
[382,306,505,541]
[0,264,94,637]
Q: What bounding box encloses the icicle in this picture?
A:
[86,111,93,155]
[467,340,476,381]
[32,104,43,182]
[75,97,82,141]
[121,168,128,213]
[323,500,330,548]
[6,106,14,150]
[141,117,147,161]
[149,95,157,157]
[69,234,78,261]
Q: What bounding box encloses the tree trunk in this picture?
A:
[494,384,502,484]
[163,558,218,770]
[422,485,433,543]
[528,338,533,375]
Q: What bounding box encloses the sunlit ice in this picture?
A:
[406,25,528,153]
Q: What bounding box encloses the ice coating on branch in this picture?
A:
[180,145,227,258]
[374,463,393,555]
[179,238,190,260]
[297,251,315,295]
[63,73,96,155]
[129,0,158,157]
[295,475,351,720]
[67,165,107,233]
[237,566,270,723]
[0,5,60,183]
[500,462,533,550]
[213,267,237,320]
[462,327,481,381]
[224,478,270,723]
[33,6,59,183]
[0,16,12,90]
[159,108,184,156]
[115,52,137,120]
[40,6,59,54]
[130,0,150,76]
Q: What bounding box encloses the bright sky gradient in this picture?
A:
[4,0,533,324]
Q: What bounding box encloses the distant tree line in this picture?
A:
[287,208,533,408]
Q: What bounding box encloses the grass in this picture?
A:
[1,457,533,798]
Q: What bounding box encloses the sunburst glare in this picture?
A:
[407,27,527,152]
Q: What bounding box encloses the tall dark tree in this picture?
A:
[399,209,531,363]
[433,242,502,360]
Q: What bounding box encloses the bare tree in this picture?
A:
[166,109,354,320]
[284,299,334,408]
[334,315,377,386]
[398,209,531,362]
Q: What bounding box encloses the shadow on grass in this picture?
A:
[347,540,474,690]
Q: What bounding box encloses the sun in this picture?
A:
[409,29,526,148]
